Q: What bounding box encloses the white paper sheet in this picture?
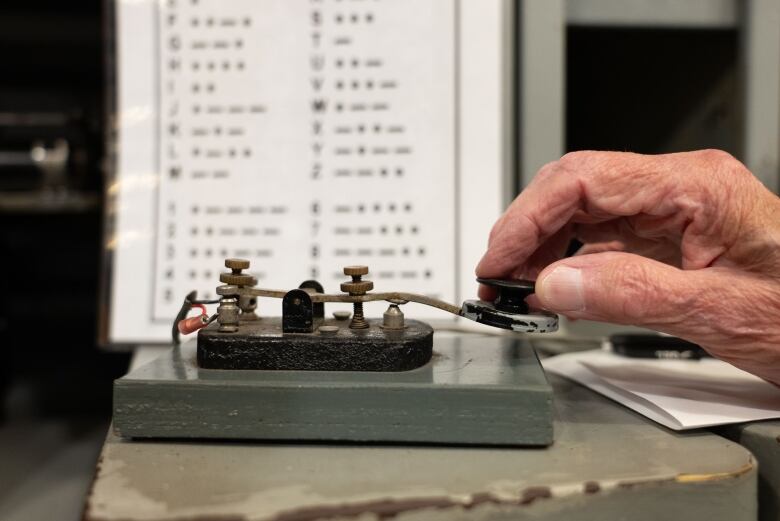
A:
[542,349,780,430]
[109,0,510,343]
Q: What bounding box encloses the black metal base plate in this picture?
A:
[197,318,433,371]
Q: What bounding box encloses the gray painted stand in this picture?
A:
[719,420,780,521]
[88,376,757,521]
[113,336,554,446]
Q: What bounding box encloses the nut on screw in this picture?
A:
[340,265,373,329]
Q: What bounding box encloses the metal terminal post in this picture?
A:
[216,284,240,333]
[381,304,405,330]
[217,298,240,332]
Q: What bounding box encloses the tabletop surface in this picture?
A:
[86,367,757,521]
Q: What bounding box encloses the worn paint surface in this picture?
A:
[90,375,757,521]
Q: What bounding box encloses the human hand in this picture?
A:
[476,150,780,385]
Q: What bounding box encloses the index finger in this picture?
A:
[475,150,715,280]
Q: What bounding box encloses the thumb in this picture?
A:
[535,252,780,385]
[535,252,695,327]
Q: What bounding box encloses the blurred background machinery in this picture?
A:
[0,0,128,422]
[519,0,779,193]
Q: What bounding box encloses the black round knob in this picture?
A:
[476,278,535,314]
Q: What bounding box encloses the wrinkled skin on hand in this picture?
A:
[476,150,780,385]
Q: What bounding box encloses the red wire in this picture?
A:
[191,303,207,316]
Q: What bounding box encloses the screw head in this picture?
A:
[343,265,369,276]
[225,258,250,270]
[333,310,351,320]
[318,325,339,335]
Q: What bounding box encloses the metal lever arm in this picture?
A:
[241,284,559,333]
[243,287,463,315]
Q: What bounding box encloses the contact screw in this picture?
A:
[352,302,367,329]
[340,265,373,330]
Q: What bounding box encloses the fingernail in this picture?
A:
[538,266,585,311]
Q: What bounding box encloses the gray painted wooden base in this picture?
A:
[113,335,553,446]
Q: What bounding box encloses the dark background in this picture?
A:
[0,0,129,423]
[567,27,740,156]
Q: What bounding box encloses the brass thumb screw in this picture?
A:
[340,265,373,329]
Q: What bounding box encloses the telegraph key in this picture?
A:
[180,260,557,371]
[113,259,559,446]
